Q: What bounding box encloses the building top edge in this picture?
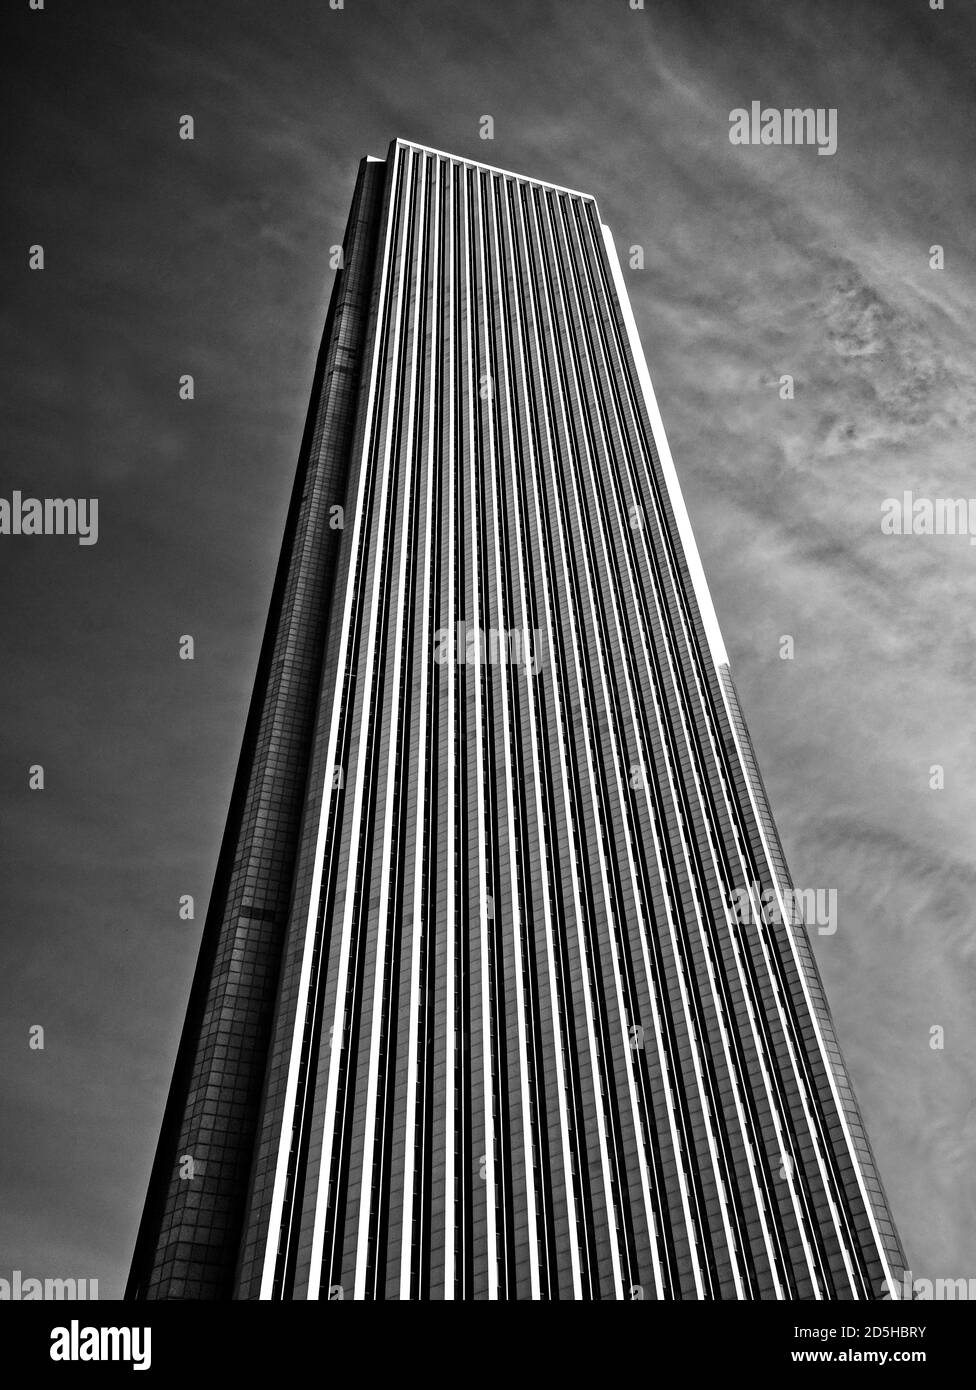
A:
[387,138,599,204]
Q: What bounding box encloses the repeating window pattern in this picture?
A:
[130,140,907,1302]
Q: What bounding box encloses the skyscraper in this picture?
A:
[128,138,907,1301]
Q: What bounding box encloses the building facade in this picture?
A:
[128,139,907,1301]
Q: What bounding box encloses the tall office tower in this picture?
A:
[129,139,907,1301]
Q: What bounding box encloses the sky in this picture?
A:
[2,0,974,1299]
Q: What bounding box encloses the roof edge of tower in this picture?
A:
[385,137,598,204]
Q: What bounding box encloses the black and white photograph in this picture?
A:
[2,0,973,1368]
